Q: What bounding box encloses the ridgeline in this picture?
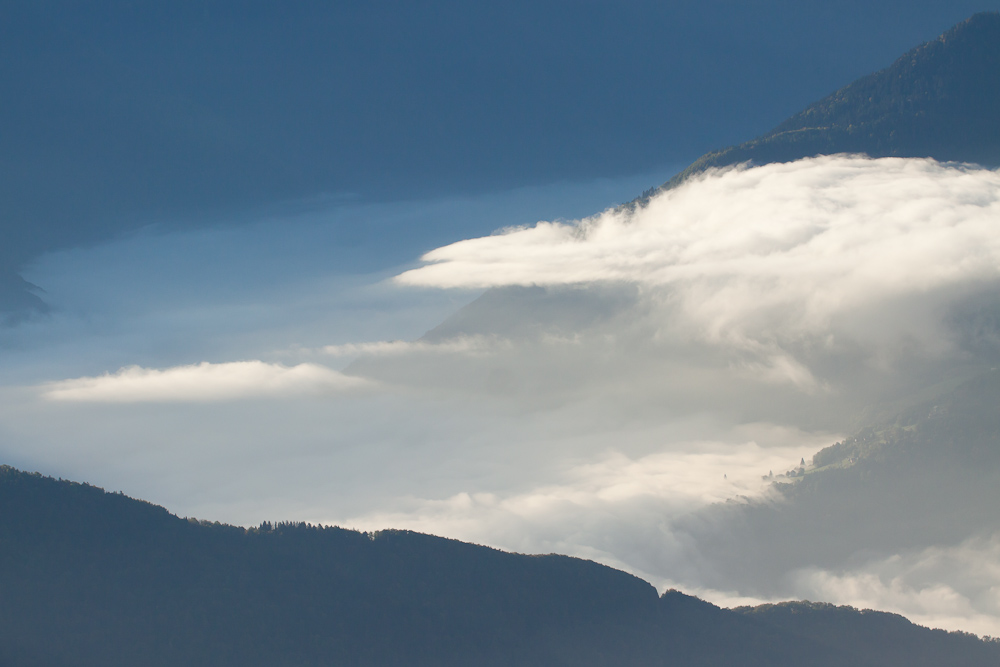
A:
[0,465,997,666]
[638,12,1000,202]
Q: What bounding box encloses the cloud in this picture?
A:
[366,156,1000,427]
[397,156,1000,348]
[41,361,367,403]
[335,422,832,588]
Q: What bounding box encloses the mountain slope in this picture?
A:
[1,465,997,666]
[737,601,998,666]
[651,12,1000,197]
[682,368,1000,595]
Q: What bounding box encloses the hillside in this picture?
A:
[0,465,997,666]
[683,368,1000,594]
[645,12,1000,199]
[737,601,997,666]
[785,367,1000,552]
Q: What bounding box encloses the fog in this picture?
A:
[3,157,1000,634]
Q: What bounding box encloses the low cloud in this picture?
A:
[336,422,832,588]
[42,361,367,403]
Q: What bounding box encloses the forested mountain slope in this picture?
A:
[0,465,997,666]
[737,601,997,667]
[646,12,1000,199]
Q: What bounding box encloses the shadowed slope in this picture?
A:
[737,602,998,667]
[0,466,998,666]
[683,369,1000,596]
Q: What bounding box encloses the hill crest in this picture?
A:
[1,464,998,666]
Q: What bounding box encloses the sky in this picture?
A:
[4,0,1000,639]
[4,1,1000,262]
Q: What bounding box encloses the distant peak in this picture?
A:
[641,12,1000,202]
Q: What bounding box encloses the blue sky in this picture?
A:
[3,1,1000,261]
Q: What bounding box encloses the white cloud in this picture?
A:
[41,361,367,403]
[397,156,1000,348]
[366,156,1000,424]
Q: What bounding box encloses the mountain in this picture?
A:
[681,368,1000,595]
[643,12,1000,200]
[1,465,997,666]
[736,601,999,666]
[0,270,47,324]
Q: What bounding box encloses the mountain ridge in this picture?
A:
[636,11,1000,203]
[1,464,998,666]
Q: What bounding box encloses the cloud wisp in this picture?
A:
[42,361,367,403]
[319,335,506,359]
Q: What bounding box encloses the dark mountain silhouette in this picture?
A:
[736,601,999,667]
[640,12,1000,200]
[0,465,997,666]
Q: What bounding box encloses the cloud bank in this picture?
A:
[398,156,1000,348]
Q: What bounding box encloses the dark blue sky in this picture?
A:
[2,1,999,261]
